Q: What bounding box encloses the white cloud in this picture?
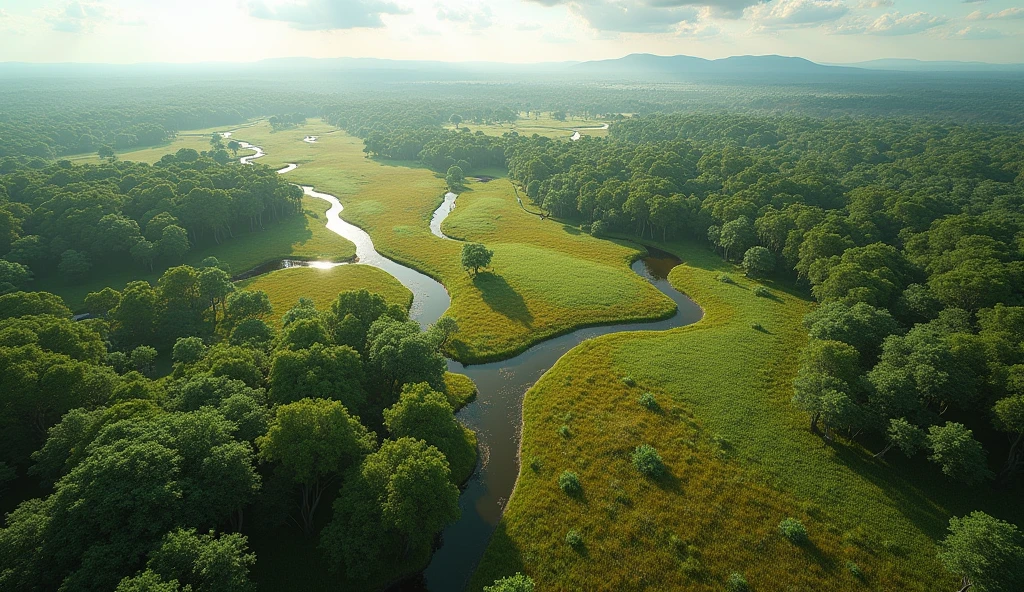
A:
[832,11,946,35]
[746,0,849,29]
[967,7,1024,20]
[46,1,110,33]
[436,4,495,28]
[856,0,893,8]
[568,1,702,33]
[948,26,1010,40]
[246,0,409,30]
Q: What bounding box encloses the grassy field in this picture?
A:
[446,112,610,140]
[228,119,674,363]
[66,122,261,164]
[236,264,411,326]
[36,194,357,310]
[470,240,1020,592]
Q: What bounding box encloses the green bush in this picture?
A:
[753,286,771,298]
[751,322,765,331]
[779,517,809,544]
[621,376,636,387]
[726,572,750,592]
[558,470,582,496]
[632,444,665,477]
[638,392,659,410]
[558,424,571,438]
[847,561,864,580]
[565,529,584,549]
[717,273,734,284]
[529,457,542,472]
[484,573,535,592]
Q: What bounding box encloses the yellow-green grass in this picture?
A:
[236,264,412,327]
[444,371,478,412]
[230,120,674,363]
[37,195,357,311]
[65,121,261,165]
[446,113,609,140]
[471,240,1020,591]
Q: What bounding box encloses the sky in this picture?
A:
[0,0,1021,64]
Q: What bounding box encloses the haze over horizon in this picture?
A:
[0,0,1022,65]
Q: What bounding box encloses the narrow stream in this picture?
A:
[237,137,703,591]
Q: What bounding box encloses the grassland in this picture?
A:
[446,112,610,140]
[37,194,357,310]
[469,240,1019,592]
[229,119,674,363]
[236,264,411,326]
[66,121,260,164]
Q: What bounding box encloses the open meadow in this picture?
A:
[230,119,675,362]
[470,240,1022,592]
[445,112,610,140]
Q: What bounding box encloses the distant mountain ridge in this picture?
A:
[572,53,850,75]
[834,58,1024,72]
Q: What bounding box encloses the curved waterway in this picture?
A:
[237,137,703,591]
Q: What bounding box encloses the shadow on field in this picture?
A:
[471,522,527,588]
[474,272,533,326]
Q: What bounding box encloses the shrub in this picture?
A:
[484,573,535,592]
[681,556,705,578]
[558,471,582,495]
[558,424,571,438]
[753,286,771,298]
[528,457,542,472]
[632,444,665,477]
[726,572,750,592]
[779,517,809,544]
[847,561,864,580]
[565,529,584,549]
[621,376,636,387]
[638,392,658,410]
[751,322,765,331]
[717,273,734,284]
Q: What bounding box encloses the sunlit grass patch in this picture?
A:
[236,264,411,326]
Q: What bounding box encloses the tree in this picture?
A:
[320,438,459,574]
[742,246,774,277]
[226,291,272,325]
[257,398,374,536]
[143,528,256,592]
[58,249,92,282]
[792,339,862,437]
[719,216,755,261]
[446,165,466,191]
[383,382,474,482]
[131,239,156,271]
[928,422,992,485]
[365,316,447,406]
[328,289,407,351]
[158,225,190,262]
[268,344,365,410]
[84,287,121,317]
[484,573,535,592]
[993,394,1024,481]
[198,266,234,324]
[874,417,926,459]
[0,260,31,294]
[462,242,494,276]
[428,316,459,349]
[131,345,158,376]
[803,301,898,364]
[938,511,1024,592]
[227,140,241,156]
[449,114,462,129]
[172,336,206,366]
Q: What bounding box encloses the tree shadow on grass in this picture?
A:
[468,522,527,590]
[473,272,533,327]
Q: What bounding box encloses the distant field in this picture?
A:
[227,119,674,362]
[446,112,610,140]
[471,240,1020,591]
[66,121,260,164]
[236,264,411,326]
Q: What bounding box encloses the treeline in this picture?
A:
[0,282,469,590]
[510,113,1024,485]
[0,150,302,291]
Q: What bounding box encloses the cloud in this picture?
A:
[832,11,947,35]
[948,26,1009,40]
[524,0,766,20]
[436,4,494,28]
[247,0,409,30]
[967,7,1024,20]
[856,0,892,8]
[746,0,849,29]
[46,1,111,33]
[566,1,704,33]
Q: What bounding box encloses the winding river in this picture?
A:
[237,137,703,591]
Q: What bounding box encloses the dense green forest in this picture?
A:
[2,70,1024,591]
